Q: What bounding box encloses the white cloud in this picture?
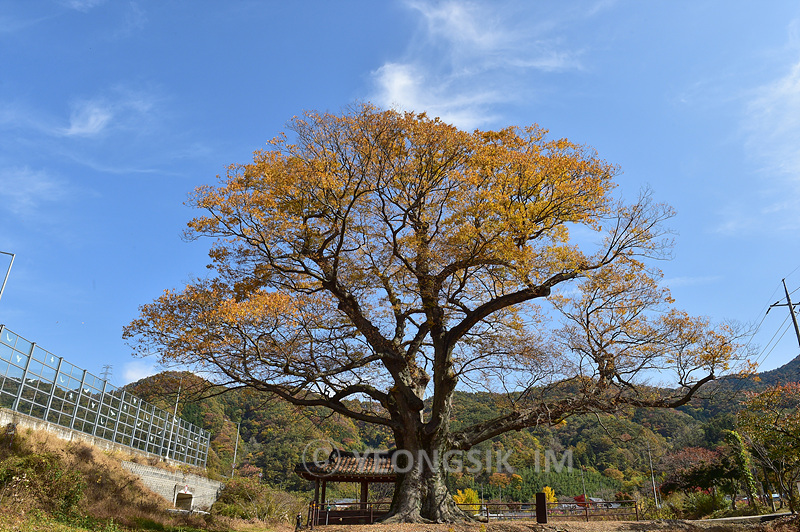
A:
[61,0,106,12]
[370,0,586,129]
[372,62,501,130]
[123,359,157,384]
[60,89,157,138]
[0,167,68,216]
[1,87,158,141]
[63,101,114,137]
[0,101,53,133]
[409,1,506,53]
[662,275,722,288]
[745,60,800,178]
[726,54,800,234]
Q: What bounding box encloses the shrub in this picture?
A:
[683,490,727,519]
[0,451,85,515]
[211,476,304,522]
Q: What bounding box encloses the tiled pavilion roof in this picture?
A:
[295,449,397,482]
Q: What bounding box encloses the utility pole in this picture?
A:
[580,464,587,502]
[231,421,241,477]
[166,377,183,460]
[100,364,113,382]
[770,279,800,348]
[0,251,15,304]
[647,441,660,508]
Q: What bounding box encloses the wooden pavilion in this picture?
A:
[295,449,396,525]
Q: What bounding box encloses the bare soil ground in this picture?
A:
[310,514,799,532]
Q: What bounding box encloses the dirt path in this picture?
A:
[309,515,797,532]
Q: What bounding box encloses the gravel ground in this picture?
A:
[308,514,798,532]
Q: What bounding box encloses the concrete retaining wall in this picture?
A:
[121,461,222,511]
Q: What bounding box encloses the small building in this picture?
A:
[295,449,396,525]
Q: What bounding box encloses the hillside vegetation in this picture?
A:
[1,356,797,530]
[126,356,800,511]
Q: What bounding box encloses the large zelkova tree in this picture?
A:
[124,103,749,523]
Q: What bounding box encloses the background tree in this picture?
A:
[722,430,757,510]
[125,103,749,523]
[452,488,480,515]
[739,382,800,512]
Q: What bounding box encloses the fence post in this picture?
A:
[11,341,34,413]
[111,390,124,445]
[635,500,639,521]
[535,492,548,524]
[130,396,144,451]
[43,354,63,423]
[92,379,108,437]
[585,502,590,522]
[69,369,87,430]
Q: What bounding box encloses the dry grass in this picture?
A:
[2,428,168,525]
[0,426,305,531]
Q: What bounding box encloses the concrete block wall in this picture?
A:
[121,461,222,510]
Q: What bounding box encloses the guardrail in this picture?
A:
[545,500,638,521]
[307,501,392,526]
[458,500,638,521]
[306,499,639,525]
[0,325,210,467]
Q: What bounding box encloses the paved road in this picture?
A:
[691,511,791,524]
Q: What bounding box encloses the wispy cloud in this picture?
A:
[0,102,47,132]
[0,167,69,217]
[723,53,800,235]
[0,86,159,141]
[372,62,502,128]
[370,0,589,129]
[663,275,722,288]
[745,60,800,178]
[60,88,157,138]
[123,359,157,384]
[60,0,106,12]
[63,101,114,137]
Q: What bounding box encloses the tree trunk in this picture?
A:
[379,421,471,523]
[382,446,470,523]
[762,466,776,512]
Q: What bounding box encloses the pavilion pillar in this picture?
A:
[360,481,368,509]
[321,480,327,506]
[314,480,319,504]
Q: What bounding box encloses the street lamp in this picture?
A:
[0,251,14,304]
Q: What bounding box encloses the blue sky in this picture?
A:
[2,0,800,386]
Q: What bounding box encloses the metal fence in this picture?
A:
[0,324,210,467]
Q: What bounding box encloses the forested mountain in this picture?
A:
[125,355,800,502]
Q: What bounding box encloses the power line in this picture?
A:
[758,321,792,366]
[717,275,800,403]
[784,263,800,280]
[716,282,795,401]
[768,279,800,348]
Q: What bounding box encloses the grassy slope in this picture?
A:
[0,425,292,532]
